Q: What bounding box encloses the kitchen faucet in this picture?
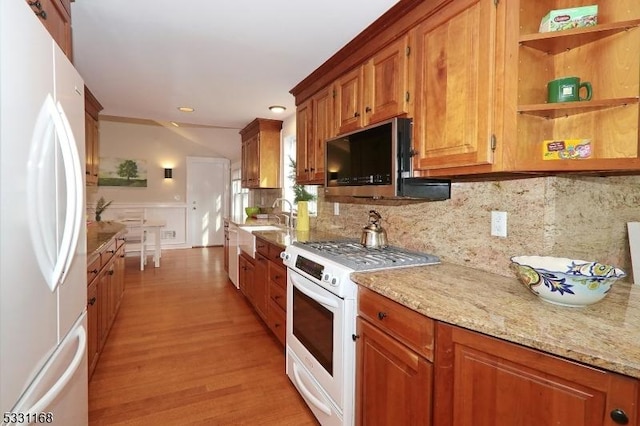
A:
[272,198,293,229]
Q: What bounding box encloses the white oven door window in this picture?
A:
[287,270,349,408]
[293,286,334,374]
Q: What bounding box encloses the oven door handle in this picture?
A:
[290,273,339,309]
[292,361,332,416]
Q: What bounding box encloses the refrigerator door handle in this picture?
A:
[55,100,83,287]
[28,95,83,291]
[16,323,87,415]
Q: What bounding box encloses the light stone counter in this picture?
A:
[351,263,640,379]
[87,221,127,263]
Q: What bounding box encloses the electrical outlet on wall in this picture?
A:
[334,202,340,216]
[491,211,507,237]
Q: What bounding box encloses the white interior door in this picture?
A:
[186,157,230,247]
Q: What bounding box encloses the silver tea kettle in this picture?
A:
[360,210,388,248]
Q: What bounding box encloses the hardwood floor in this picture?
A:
[89,247,318,425]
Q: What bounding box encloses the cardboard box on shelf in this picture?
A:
[542,139,592,160]
[539,5,598,33]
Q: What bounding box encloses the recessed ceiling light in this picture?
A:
[170,121,180,127]
[269,105,286,113]
[177,106,194,113]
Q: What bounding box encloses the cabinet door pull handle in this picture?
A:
[108,270,114,276]
[352,334,360,341]
[610,409,629,425]
[377,311,387,320]
[90,269,98,275]
[34,10,47,19]
[354,112,360,118]
[365,106,371,113]
[88,297,96,306]
[28,1,42,9]
[107,250,115,254]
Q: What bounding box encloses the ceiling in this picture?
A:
[71,0,399,160]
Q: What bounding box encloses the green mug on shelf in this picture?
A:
[547,76,592,103]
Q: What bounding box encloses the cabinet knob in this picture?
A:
[28,1,42,9]
[90,269,98,275]
[352,334,360,341]
[108,270,114,275]
[310,167,315,172]
[365,106,372,113]
[88,297,96,306]
[274,274,281,279]
[354,112,360,118]
[377,311,387,320]
[34,9,47,19]
[610,409,629,425]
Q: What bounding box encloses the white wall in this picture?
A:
[88,119,241,206]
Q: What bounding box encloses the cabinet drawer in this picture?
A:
[358,287,435,361]
[87,256,101,285]
[267,299,286,346]
[269,262,286,290]
[268,244,285,266]
[269,281,286,311]
[115,234,126,249]
[256,237,269,258]
[100,240,117,267]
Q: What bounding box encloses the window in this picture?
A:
[231,168,248,218]
[283,135,317,214]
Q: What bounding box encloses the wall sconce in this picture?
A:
[164,168,173,179]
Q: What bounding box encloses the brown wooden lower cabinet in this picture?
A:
[356,317,433,426]
[240,236,287,346]
[87,235,126,380]
[434,322,639,426]
[356,288,640,426]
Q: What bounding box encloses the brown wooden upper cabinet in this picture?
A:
[85,87,103,186]
[292,0,640,179]
[297,85,335,185]
[413,0,500,175]
[240,118,283,189]
[504,0,640,173]
[26,0,73,60]
[335,36,410,135]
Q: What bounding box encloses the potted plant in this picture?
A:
[94,196,113,222]
[288,156,316,204]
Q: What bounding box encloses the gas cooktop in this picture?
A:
[291,240,440,272]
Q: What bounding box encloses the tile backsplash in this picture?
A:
[313,175,640,280]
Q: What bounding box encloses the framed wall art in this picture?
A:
[98,157,148,187]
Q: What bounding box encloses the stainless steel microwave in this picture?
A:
[324,117,451,200]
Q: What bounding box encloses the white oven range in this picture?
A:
[281,240,439,426]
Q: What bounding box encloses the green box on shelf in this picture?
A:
[539,5,598,33]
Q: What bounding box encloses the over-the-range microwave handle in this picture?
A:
[27,94,84,292]
[289,272,339,309]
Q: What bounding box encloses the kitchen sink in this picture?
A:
[238,225,284,258]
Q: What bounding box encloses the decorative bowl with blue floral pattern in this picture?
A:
[510,256,625,307]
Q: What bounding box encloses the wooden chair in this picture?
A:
[119,210,147,271]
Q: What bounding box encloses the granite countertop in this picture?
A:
[87,221,126,262]
[253,228,344,249]
[351,263,640,379]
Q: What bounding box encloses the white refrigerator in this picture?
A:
[1,1,88,425]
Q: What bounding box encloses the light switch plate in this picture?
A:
[334,202,340,216]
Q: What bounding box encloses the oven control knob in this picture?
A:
[280,252,291,261]
[322,272,331,282]
[330,277,339,286]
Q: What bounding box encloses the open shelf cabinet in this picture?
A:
[509,0,640,171]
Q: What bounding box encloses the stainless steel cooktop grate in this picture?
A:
[293,240,440,271]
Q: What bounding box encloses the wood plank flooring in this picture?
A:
[89,247,318,425]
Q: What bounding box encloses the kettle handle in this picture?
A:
[369,210,382,223]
